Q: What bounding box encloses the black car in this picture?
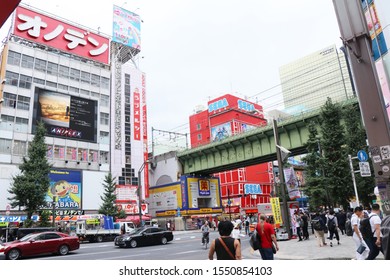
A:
[114,227,173,248]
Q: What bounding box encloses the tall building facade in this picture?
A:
[279,45,355,114]
[189,94,274,217]
[0,5,147,219]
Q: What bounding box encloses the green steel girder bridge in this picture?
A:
[177,97,359,175]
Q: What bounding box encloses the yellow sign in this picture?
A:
[86,218,100,225]
[270,197,283,225]
[0,222,9,227]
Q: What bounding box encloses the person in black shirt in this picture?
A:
[208,221,241,260]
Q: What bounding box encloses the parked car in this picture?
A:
[114,226,173,248]
[0,231,80,260]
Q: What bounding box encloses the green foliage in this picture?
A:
[8,121,52,226]
[343,103,375,207]
[38,210,52,227]
[98,173,124,220]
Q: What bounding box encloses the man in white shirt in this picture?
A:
[366,204,383,260]
[351,206,369,260]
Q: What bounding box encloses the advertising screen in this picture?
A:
[46,169,82,210]
[33,88,98,142]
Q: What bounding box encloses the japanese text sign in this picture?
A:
[13,6,109,64]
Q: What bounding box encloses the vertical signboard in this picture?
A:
[270,197,283,225]
[142,73,149,198]
[46,169,82,210]
[113,5,141,50]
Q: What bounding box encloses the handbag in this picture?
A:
[357,243,366,254]
[272,244,277,254]
[249,229,261,250]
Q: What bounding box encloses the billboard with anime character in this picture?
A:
[46,169,82,210]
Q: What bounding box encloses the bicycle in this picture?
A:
[202,232,209,249]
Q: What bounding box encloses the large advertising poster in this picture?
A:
[46,169,82,210]
[283,167,301,199]
[211,122,232,142]
[113,5,141,50]
[33,88,97,142]
[13,6,109,64]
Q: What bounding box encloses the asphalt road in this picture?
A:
[0,230,257,260]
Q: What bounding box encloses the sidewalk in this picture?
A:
[243,231,385,260]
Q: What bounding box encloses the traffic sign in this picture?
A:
[359,162,371,177]
[357,150,368,162]
[5,204,10,216]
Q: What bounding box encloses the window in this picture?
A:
[59,65,69,79]
[70,68,80,81]
[34,58,47,72]
[13,140,27,155]
[47,145,53,159]
[5,71,19,86]
[47,62,58,76]
[69,86,79,93]
[17,95,30,110]
[80,71,90,84]
[100,113,109,125]
[54,145,65,159]
[2,92,17,108]
[100,151,109,163]
[90,91,99,99]
[46,81,57,88]
[66,147,77,160]
[197,134,202,140]
[7,51,21,66]
[58,84,68,91]
[21,54,34,69]
[89,150,98,162]
[33,77,45,85]
[78,148,88,161]
[197,123,201,130]
[100,131,109,144]
[19,74,32,89]
[80,89,90,96]
[0,139,12,154]
[101,95,109,107]
[91,74,100,87]
[15,117,28,132]
[1,115,14,123]
[101,77,109,89]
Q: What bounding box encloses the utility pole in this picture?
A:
[348,155,360,206]
[333,0,390,215]
[273,119,291,238]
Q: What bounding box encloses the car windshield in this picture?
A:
[19,233,41,242]
[131,227,147,234]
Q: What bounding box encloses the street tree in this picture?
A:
[302,121,328,210]
[8,121,52,227]
[343,103,375,207]
[319,98,351,208]
[98,172,126,220]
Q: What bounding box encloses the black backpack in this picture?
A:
[359,215,376,239]
[312,218,323,231]
[345,219,353,236]
[327,217,336,231]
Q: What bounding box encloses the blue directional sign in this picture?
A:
[357,150,368,162]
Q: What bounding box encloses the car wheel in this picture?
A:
[161,237,168,245]
[6,248,21,260]
[58,245,69,256]
[96,235,103,243]
[130,240,137,248]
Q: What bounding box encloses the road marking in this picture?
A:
[190,236,196,239]
[173,250,199,255]
[102,253,151,260]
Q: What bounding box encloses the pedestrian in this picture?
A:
[336,209,347,235]
[294,211,303,241]
[351,206,370,260]
[231,222,241,243]
[211,220,216,231]
[312,212,327,247]
[256,214,279,260]
[327,209,340,247]
[208,220,241,260]
[245,217,250,235]
[201,221,210,245]
[301,212,309,240]
[365,203,383,260]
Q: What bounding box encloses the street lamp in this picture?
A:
[137,160,149,226]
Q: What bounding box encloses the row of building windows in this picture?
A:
[0,138,109,164]
[7,50,110,89]
[4,70,110,106]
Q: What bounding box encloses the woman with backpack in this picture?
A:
[327,209,340,247]
[312,212,327,247]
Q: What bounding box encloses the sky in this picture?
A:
[1,0,343,142]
